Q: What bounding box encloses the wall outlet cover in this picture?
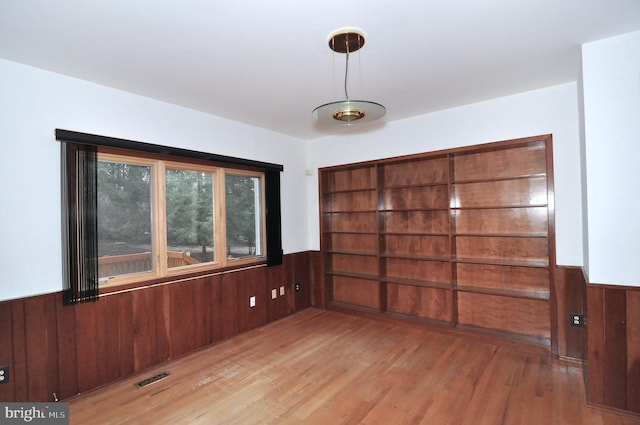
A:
[0,365,9,384]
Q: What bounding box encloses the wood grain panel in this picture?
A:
[332,276,380,309]
[456,263,549,297]
[154,285,171,363]
[325,190,377,212]
[103,295,124,384]
[383,210,449,234]
[10,300,27,401]
[182,278,211,355]
[382,156,449,186]
[453,142,547,181]
[452,177,548,208]
[586,286,605,404]
[603,289,627,409]
[586,285,640,414]
[75,300,108,393]
[328,233,378,254]
[627,291,640,413]
[208,274,228,342]
[294,252,312,311]
[130,288,160,372]
[325,166,376,192]
[382,185,449,210]
[327,212,377,233]
[385,258,450,285]
[169,281,200,358]
[309,251,324,309]
[235,267,267,334]
[55,295,79,399]
[384,234,449,258]
[331,253,378,276]
[387,284,451,321]
[43,295,59,402]
[25,297,50,401]
[114,292,135,378]
[218,273,239,340]
[457,292,550,340]
[554,266,585,360]
[266,261,288,322]
[0,300,15,401]
[455,235,548,263]
[453,207,548,235]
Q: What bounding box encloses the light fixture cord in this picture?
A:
[344,47,350,100]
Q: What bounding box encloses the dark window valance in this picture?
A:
[55,129,283,172]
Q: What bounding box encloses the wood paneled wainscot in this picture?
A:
[320,135,558,352]
[0,252,313,402]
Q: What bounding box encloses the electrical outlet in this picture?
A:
[280,286,285,296]
[0,365,9,384]
[271,289,277,299]
[249,296,256,307]
[295,283,301,292]
[570,313,585,327]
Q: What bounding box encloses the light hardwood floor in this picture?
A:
[69,308,640,424]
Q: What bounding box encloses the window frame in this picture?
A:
[96,149,267,287]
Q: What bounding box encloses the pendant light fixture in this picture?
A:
[312,29,386,124]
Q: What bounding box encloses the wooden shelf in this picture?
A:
[451,204,548,210]
[380,208,450,213]
[322,187,377,195]
[327,300,382,315]
[322,209,378,214]
[453,257,549,268]
[325,250,378,257]
[382,311,452,328]
[455,285,550,301]
[381,253,450,262]
[451,172,547,185]
[383,277,451,290]
[455,324,551,349]
[381,231,450,236]
[382,182,449,189]
[452,232,548,238]
[323,230,378,235]
[325,271,379,281]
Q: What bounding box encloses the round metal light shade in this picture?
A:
[312,99,386,124]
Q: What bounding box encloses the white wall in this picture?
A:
[307,82,583,268]
[0,58,308,301]
[582,30,640,286]
[0,58,590,301]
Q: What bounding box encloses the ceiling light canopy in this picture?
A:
[312,29,386,125]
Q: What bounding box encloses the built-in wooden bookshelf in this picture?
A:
[320,135,557,349]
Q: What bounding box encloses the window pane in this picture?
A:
[97,161,153,281]
[166,169,215,267]
[225,174,262,259]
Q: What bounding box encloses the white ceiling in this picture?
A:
[1,1,639,140]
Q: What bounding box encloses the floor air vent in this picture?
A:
[136,372,170,389]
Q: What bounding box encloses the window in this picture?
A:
[165,166,216,267]
[58,129,282,302]
[225,173,263,259]
[97,158,154,281]
[96,154,267,286]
